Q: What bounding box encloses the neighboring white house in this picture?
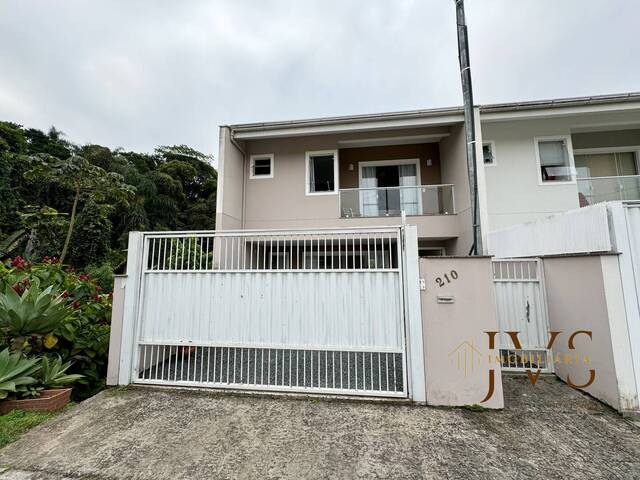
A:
[478,93,640,250]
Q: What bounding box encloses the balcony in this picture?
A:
[577,175,640,206]
[339,184,455,218]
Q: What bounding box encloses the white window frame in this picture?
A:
[305,150,339,196]
[357,158,422,187]
[573,146,640,178]
[249,154,274,179]
[482,141,497,167]
[534,135,576,186]
[357,158,423,216]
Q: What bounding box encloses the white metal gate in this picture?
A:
[130,228,408,397]
[492,259,553,372]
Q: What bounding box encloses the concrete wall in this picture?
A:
[480,110,640,232]
[420,257,504,409]
[216,127,245,230]
[440,124,473,255]
[106,275,127,386]
[542,255,639,415]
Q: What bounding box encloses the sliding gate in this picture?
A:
[130,228,408,397]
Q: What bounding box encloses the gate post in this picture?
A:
[117,232,145,385]
[402,225,426,403]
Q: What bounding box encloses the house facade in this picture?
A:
[216,92,640,254]
[107,92,640,410]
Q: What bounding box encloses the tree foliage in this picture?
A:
[0,121,217,271]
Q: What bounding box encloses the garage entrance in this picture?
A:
[126,227,411,398]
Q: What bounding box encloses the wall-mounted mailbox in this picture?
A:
[436,295,455,304]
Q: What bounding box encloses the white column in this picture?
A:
[474,107,490,254]
[402,225,426,403]
[106,275,127,386]
[118,232,145,385]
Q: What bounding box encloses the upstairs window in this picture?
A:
[536,137,574,184]
[306,150,338,195]
[482,141,496,166]
[250,154,274,179]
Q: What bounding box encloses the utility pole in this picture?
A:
[455,0,482,255]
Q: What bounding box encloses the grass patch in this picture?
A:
[0,410,56,449]
[105,385,130,397]
[462,404,491,412]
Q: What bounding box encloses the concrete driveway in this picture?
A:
[0,376,638,479]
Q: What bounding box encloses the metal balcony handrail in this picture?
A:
[577,174,640,181]
[338,183,455,192]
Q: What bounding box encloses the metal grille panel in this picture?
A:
[136,344,405,396]
[500,349,552,372]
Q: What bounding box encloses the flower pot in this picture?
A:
[0,388,72,415]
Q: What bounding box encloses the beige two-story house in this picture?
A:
[216,92,640,256]
[216,108,475,257]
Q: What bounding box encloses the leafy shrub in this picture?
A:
[86,262,115,293]
[0,348,40,399]
[0,281,72,351]
[0,258,112,399]
[39,356,83,388]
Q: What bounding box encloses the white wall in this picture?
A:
[216,127,245,230]
[440,124,473,255]
[488,203,612,258]
[480,110,640,232]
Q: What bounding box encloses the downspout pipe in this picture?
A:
[455,0,482,255]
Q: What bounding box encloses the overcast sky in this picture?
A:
[1,0,638,161]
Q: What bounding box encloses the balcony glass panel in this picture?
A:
[339,185,455,218]
[577,175,640,206]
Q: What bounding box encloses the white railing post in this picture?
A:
[402,225,426,403]
[118,232,145,385]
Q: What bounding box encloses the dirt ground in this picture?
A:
[0,375,638,479]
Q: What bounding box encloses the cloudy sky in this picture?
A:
[1,0,638,161]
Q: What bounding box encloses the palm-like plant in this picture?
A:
[0,281,72,350]
[0,348,40,399]
[39,356,83,388]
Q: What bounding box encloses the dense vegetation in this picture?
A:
[0,121,217,401]
[0,121,217,280]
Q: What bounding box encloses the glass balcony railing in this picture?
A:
[339,184,455,218]
[577,175,640,206]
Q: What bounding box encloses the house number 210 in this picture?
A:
[435,270,458,287]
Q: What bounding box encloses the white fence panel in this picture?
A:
[488,203,612,258]
[618,204,640,404]
[139,272,402,350]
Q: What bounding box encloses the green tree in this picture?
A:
[25,155,135,264]
[0,122,218,273]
